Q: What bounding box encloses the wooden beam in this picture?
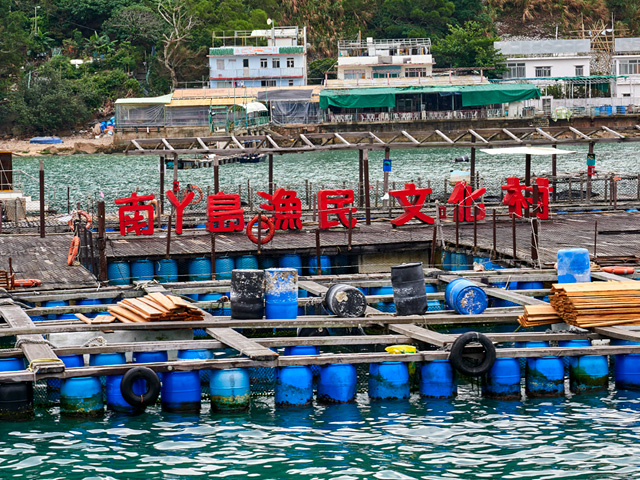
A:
[389,324,456,347]
[196,137,209,150]
[401,130,420,144]
[602,126,625,138]
[434,130,454,144]
[205,325,279,361]
[593,326,640,342]
[369,132,386,144]
[0,301,63,374]
[569,126,591,140]
[161,138,175,150]
[299,134,315,148]
[502,128,523,143]
[230,135,245,149]
[591,271,630,282]
[334,133,352,145]
[131,139,144,151]
[266,135,280,149]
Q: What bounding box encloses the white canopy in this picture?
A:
[480,146,576,156]
[243,102,268,114]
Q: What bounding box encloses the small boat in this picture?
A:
[237,153,266,163]
[29,136,63,144]
[454,155,470,163]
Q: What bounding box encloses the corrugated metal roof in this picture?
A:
[167,97,257,107]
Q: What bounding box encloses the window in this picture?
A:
[216,59,225,70]
[272,58,280,68]
[288,79,294,86]
[505,63,525,78]
[260,58,268,68]
[261,80,276,87]
[620,59,640,75]
[405,67,427,78]
[287,57,295,68]
[344,69,365,79]
[575,65,584,76]
[243,59,249,68]
[373,71,399,78]
[535,66,551,78]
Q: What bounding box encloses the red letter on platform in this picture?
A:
[318,189,357,229]
[114,192,155,236]
[501,177,532,218]
[207,192,245,233]
[258,188,303,230]
[534,178,553,220]
[447,181,486,222]
[166,190,194,235]
[389,182,434,226]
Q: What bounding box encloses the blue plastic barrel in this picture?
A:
[155,259,178,283]
[559,339,607,393]
[445,278,488,315]
[284,345,320,377]
[29,315,47,322]
[107,261,130,286]
[210,368,251,412]
[134,350,167,384]
[178,349,212,384]
[279,254,303,274]
[106,375,135,413]
[215,257,234,280]
[48,354,83,398]
[130,259,155,282]
[482,358,521,400]
[369,362,410,401]
[265,268,298,319]
[77,298,102,319]
[0,358,31,419]
[237,254,259,270]
[45,300,67,320]
[420,360,456,398]
[442,251,453,270]
[60,377,103,417]
[259,256,277,270]
[188,257,212,282]
[90,352,126,367]
[57,313,78,320]
[617,106,626,115]
[451,252,467,271]
[612,339,640,390]
[425,284,437,294]
[606,105,612,115]
[334,254,350,274]
[161,371,201,413]
[370,286,395,313]
[276,366,313,407]
[557,248,591,283]
[524,341,564,397]
[308,255,331,275]
[317,363,357,404]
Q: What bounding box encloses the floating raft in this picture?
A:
[550,281,640,327]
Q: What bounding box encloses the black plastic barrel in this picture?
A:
[230,269,265,319]
[391,262,428,315]
[324,284,367,318]
[0,382,34,420]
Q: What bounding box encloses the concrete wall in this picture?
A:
[505,56,591,78]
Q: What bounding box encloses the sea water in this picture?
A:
[11,142,640,213]
[3,387,640,479]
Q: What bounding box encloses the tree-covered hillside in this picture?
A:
[1,0,637,135]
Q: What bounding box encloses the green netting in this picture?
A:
[209,47,234,55]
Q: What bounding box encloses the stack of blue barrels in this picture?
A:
[155,259,178,283]
[188,257,211,281]
[107,261,130,285]
[215,257,234,280]
[307,255,331,275]
[131,260,154,282]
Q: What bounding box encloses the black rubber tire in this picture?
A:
[449,331,496,377]
[121,366,161,409]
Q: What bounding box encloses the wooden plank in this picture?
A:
[502,128,523,143]
[434,130,454,144]
[389,324,455,347]
[401,130,420,144]
[205,327,278,361]
[468,129,489,143]
[593,326,640,342]
[0,301,63,374]
[569,126,591,140]
[591,271,630,282]
[602,126,625,139]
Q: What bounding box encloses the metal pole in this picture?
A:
[551,149,557,202]
[492,209,497,259]
[97,201,107,282]
[358,150,364,208]
[587,141,594,202]
[512,215,517,261]
[363,149,371,225]
[159,155,165,215]
[594,220,598,260]
[315,229,321,275]
[383,146,390,208]
[39,158,45,238]
[525,154,531,186]
[470,137,476,190]
[210,233,216,280]
[348,208,353,251]
[268,154,274,195]
[430,225,437,267]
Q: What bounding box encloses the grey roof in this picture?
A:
[495,39,591,55]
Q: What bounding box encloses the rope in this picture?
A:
[26,358,64,373]
[82,336,107,347]
[15,337,56,349]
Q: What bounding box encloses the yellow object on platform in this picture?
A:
[385,345,417,354]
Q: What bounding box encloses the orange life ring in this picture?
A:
[183,184,204,205]
[68,210,92,230]
[246,215,275,245]
[67,236,80,265]
[602,266,635,275]
[14,279,41,288]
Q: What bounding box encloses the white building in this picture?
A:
[495,39,591,81]
[208,27,307,88]
[612,38,640,97]
[328,38,435,88]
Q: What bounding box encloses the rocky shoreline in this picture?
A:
[0,135,125,157]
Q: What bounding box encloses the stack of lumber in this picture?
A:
[74,313,116,324]
[550,281,640,327]
[518,305,563,327]
[105,293,204,324]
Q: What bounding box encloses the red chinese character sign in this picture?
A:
[389,183,434,226]
[447,181,486,222]
[533,178,552,220]
[501,177,531,218]
[318,190,357,230]
[114,192,156,236]
[166,190,194,235]
[207,192,245,233]
[258,188,302,230]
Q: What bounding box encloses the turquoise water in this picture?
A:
[4,387,640,479]
[12,143,640,212]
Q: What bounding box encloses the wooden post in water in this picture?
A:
[470,136,476,190]
[525,153,531,187]
[315,229,321,275]
[97,201,107,282]
[159,155,165,215]
[512,215,517,261]
[587,142,594,202]
[39,158,45,238]
[473,206,478,253]
[551,147,557,202]
[455,211,459,250]
[594,220,598,260]
[348,208,353,251]
[383,146,390,208]
[268,154,274,195]
[613,178,618,210]
[67,186,70,214]
[210,232,216,280]
[430,225,437,267]
[358,150,364,208]
[492,209,497,260]
[531,185,539,263]
[363,149,371,225]
[214,157,220,193]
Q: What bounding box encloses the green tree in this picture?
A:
[104,5,164,48]
[0,5,30,92]
[308,58,337,84]
[431,21,505,74]
[371,0,455,39]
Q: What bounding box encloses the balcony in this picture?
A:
[209,67,304,80]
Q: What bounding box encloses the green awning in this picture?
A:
[319,84,540,110]
[319,88,397,109]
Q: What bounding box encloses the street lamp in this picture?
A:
[34,5,41,35]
